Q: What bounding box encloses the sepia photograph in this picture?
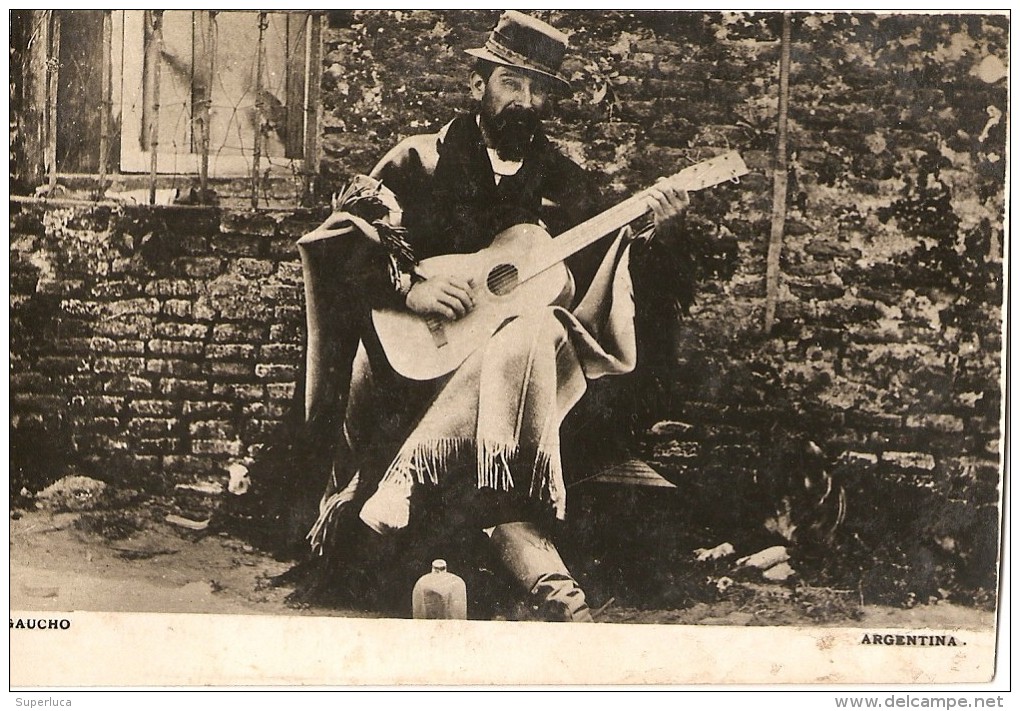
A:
[8,9,1008,687]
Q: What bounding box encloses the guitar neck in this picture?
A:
[527,151,748,276]
[533,188,658,273]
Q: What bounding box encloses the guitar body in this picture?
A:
[372,223,573,381]
[371,150,749,382]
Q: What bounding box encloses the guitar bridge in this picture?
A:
[426,317,448,348]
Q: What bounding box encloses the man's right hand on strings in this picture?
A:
[406,276,475,320]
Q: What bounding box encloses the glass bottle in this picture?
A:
[412,559,467,620]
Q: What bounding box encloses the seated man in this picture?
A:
[297,11,688,621]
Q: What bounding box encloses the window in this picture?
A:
[15,10,323,205]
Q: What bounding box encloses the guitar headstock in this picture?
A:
[659,151,750,193]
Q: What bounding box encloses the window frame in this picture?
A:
[12,10,323,207]
[119,10,317,177]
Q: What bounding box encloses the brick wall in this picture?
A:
[10,11,1006,602]
[10,203,316,492]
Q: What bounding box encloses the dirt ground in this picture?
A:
[9,507,995,630]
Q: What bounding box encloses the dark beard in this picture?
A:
[481,106,541,161]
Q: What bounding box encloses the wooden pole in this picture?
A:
[302,13,323,206]
[285,14,307,159]
[17,11,49,189]
[147,10,164,205]
[250,12,268,209]
[96,10,113,199]
[199,10,216,200]
[764,12,792,333]
[46,11,60,190]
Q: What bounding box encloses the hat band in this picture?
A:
[485,36,562,79]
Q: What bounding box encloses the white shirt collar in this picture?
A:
[477,115,523,181]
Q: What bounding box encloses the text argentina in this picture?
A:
[861,633,959,646]
[10,618,71,630]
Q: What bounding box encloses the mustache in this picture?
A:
[491,106,540,134]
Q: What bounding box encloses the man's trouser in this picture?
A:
[490,521,593,622]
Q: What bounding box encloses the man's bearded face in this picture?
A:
[478,66,551,161]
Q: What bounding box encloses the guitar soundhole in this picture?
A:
[487,263,519,296]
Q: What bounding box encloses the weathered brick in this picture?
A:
[145,359,201,377]
[191,439,244,456]
[70,416,121,435]
[243,401,289,418]
[175,234,211,255]
[104,375,154,395]
[212,383,264,401]
[269,322,303,342]
[204,362,253,379]
[266,382,297,401]
[10,372,51,390]
[881,451,936,471]
[235,258,276,278]
[905,414,965,433]
[127,417,178,437]
[212,323,266,342]
[176,257,224,278]
[92,356,147,375]
[162,300,193,319]
[154,323,209,340]
[147,339,204,357]
[36,278,85,296]
[129,399,178,416]
[145,279,200,298]
[11,234,38,252]
[90,280,143,299]
[275,261,304,284]
[13,393,67,411]
[133,438,181,455]
[260,284,302,302]
[37,356,89,374]
[244,419,283,438]
[94,315,155,339]
[159,379,209,398]
[255,363,298,381]
[188,420,238,439]
[59,299,101,318]
[192,298,217,321]
[162,455,221,476]
[274,304,304,322]
[844,450,879,465]
[101,298,161,318]
[219,212,277,239]
[182,400,234,417]
[64,373,107,394]
[259,344,302,361]
[89,337,147,355]
[206,344,257,361]
[54,337,98,354]
[69,395,124,415]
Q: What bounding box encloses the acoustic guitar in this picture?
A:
[372,151,749,381]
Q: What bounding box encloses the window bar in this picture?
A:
[764,12,791,334]
[45,10,60,191]
[147,10,164,205]
[302,13,322,205]
[198,11,216,201]
[250,12,268,209]
[284,14,308,159]
[96,10,113,200]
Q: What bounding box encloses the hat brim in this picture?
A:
[465,47,571,90]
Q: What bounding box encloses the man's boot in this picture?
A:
[490,521,593,622]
